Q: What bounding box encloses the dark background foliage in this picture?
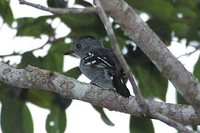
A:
[0,0,200,132]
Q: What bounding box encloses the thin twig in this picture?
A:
[150,112,195,133]
[0,36,65,58]
[0,39,49,58]
[95,0,148,115]
[178,45,200,58]
[18,0,97,14]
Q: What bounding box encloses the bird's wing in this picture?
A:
[83,48,130,98]
[83,48,116,72]
[83,48,126,82]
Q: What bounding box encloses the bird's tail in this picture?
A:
[113,75,130,98]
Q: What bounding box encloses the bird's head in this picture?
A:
[64,35,103,57]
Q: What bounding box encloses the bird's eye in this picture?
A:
[76,43,81,49]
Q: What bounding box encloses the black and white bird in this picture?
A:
[65,35,130,98]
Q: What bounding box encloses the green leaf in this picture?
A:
[46,104,67,133]
[27,89,71,110]
[19,42,68,72]
[177,92,188,104]
[49,40,71,54]
[174,7,197,19]
[64,67,81,79]
[75,0,93,6]
[193,55,200,80]
[126,47,168,100]
[0,0,14,26]
[47,0,67,8]
[170,22,189,38]
[192,125,197,131]
[134,64,168,100]
[127,0,174,21]
[18,52,41,68]
[54,94,72,110]
[147,18,171,45]
[0,83,6,101]
[44,41,70,72]
[130,116,154,133]
[43,53,64,72]
[27,89,55,109]
[1,98,33,133]
[92,105,114,126]
[172,0,197,9]
[22,103,34,133]
[16,16,54,37]
[44,54,62,72]
[60,14,106,38]
[99,28,128,49]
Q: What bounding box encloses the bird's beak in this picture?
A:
[64,48,74,55]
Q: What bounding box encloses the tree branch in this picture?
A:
[17,0,200,114]
[0,36,67,59]
[99,0,200,115]
[178,45,200,58]
[95,1,196,133]
[18,0,97,14]
[0,37,50,58]
[16,0,200,131]
[0,62,199,126]
[150,112,195,133]
[95,0,148,115]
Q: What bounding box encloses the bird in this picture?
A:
[65,35,130,98]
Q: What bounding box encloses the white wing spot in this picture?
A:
[91,60,97,64]
[97,57,112,67]
[85,62,91,65]
[88,52,94,57]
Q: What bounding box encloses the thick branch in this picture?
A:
[95,1,196,132]
[16,0,200,131]
[99,0,200,114]
[0,62,199,126]
[18,0,200,115]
